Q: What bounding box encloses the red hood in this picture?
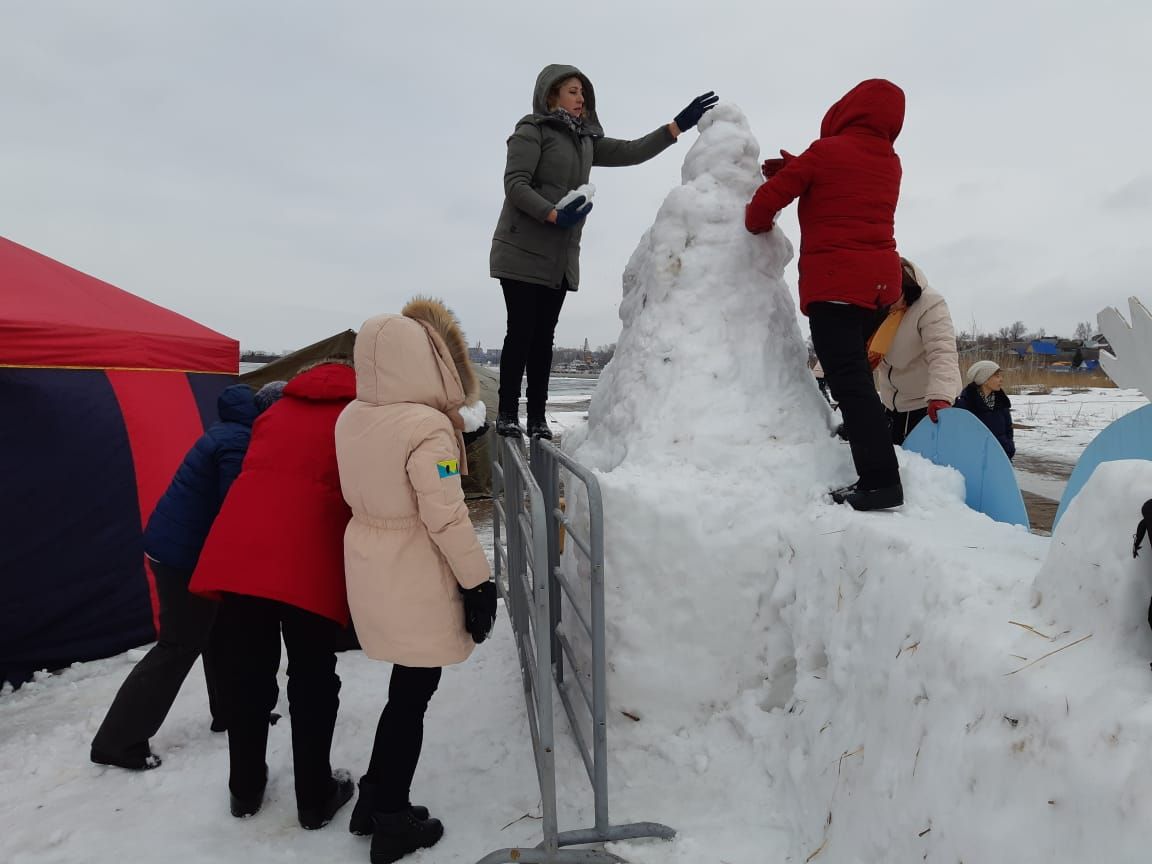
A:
[284,363,356,402]
[820,79,905,142]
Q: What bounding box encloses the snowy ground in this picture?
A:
[1010,388,1144,501]
[1013,387,1145,469]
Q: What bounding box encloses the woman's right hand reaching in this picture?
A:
[548,195,594,228]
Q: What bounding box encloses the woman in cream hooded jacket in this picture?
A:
[876,259,962,444]
[336,298,489,662]
[335,298,490,849]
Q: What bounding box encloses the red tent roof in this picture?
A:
[0,237,238,373]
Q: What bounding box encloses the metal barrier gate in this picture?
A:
[477,436,675,864]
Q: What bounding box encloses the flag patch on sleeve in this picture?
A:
[437,459,460,479]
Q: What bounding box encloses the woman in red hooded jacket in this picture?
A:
[190,360,357,831]
[746,78,906,511]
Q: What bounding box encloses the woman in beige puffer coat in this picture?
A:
[335,297,493,861]
[876,259,963,444]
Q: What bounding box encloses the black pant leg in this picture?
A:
[91,561,216,756]
[214,594,281,799]
[525,285,567,420]
[280,604,343,813]
[809,303,900,490]
[365,665,443,813]
[498,280,541,416]
[888,407,928,445]
[202,629,222,726]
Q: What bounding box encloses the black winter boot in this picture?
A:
[348,777,430,836]
[829,482,857,500]
[832,482,903,512]
[526,417,553,440]
[371,809,444,863]
[495,412,524,438]
[299,769,355,830]
[90,744,161,771]
[229,763,268,818]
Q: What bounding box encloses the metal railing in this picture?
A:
[476,435,675,864]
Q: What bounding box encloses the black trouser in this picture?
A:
[92,560,220,757]
[363,664,442,814]
[886,407,928,446]
[212,594,343,813]
[809,302,900,490]
[498,279,568,419]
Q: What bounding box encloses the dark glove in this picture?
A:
[927,400,951,423]
[462,421,490,448]
[673,91,719,133]
[459,581,497,644]
[553,195,593,229]
[1134,499,1152,558]
[761,149,796,180]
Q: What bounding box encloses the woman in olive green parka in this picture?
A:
[490,64,717,439]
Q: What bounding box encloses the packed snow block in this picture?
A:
[1037,460,1152,645]
[1054,402,1152,527]
[902,408,1029,527]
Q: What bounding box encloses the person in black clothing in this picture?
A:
[954,361,1015,459]
[90,384,260,771]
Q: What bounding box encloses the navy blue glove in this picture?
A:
[460,581,498,644]
[553,195,593,229]
[673,91,719,132]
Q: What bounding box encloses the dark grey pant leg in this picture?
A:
[91,561,218,756]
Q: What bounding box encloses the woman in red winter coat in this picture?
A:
[746,78,906,511]
[190,360,357,830]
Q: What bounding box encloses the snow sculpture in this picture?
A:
[563,104,844,725]
[1097,297,1152,402]
[571,104,833,473]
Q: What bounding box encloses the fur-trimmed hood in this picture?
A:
[402,297,477,402]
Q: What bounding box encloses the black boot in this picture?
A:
[299,769,355,830]
[526,417,553,440]
[349,777,430,836]
[495,412,523,438]
[833,482,903,512]
[229,764,268,819]
[371,809,444,864]
[829,482,857,501]
[91,743,161,771]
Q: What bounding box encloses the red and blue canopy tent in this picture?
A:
[0,237,238,685]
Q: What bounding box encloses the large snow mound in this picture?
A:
[561,105,1152,863]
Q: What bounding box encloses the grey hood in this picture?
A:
[524,64,604,137]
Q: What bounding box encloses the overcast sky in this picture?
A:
[3,1,1150,354]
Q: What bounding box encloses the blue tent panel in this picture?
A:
[903,409,1030,527]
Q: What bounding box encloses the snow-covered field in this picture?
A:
[1012,387,1146,468]
[5,108,1152,864]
